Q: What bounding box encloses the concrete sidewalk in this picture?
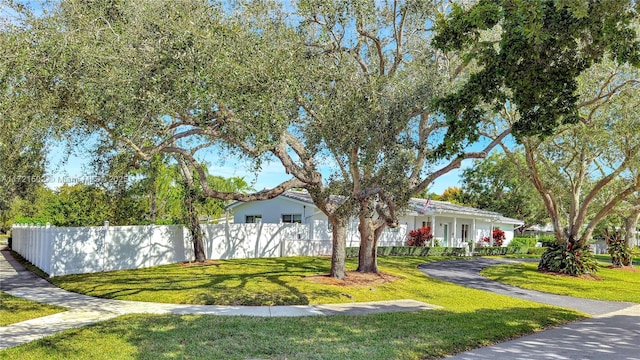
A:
[0,250,439,349]
[420,258,640,360]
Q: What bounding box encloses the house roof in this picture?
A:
[225,190,316,211]
[228,190,524,225]
[406,198,524,225]
[280,190,315,204]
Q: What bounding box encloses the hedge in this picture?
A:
[526,247,547,255]
[509,237,538,248]
[345,246,467,258]
[473,246,532,256]
[343,245,538,258]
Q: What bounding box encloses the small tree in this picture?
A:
[407,226,433,247]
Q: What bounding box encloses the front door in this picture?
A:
[443,224,449,247]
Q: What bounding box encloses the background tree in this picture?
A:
[0,14,56,232]
[435,186,465,204]
[433,0,640,274]
[460,151,548,230]
[497,61,640,273]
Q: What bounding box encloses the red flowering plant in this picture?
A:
[478,228,506,247]
[407,226,433,246]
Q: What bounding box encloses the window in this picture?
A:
[282,214,302,223]
[421,221,432,228]
[461,224,469,242]
[245,215,262,223]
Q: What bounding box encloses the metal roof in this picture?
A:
[229,190,524,225]
[407,198,523,225]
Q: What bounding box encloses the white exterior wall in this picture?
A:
[402,215,518,248]
[475,221,517,246]
[232,197,311,224]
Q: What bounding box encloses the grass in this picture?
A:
[594,253,640,266]
[483,254,541,259]
[481,262,640,303]
[0,234,8,250]
[0,291,65,326]
[1,256,584,359]
[50,256,468,305]
[10,251,50,279]
[0,308,581,360]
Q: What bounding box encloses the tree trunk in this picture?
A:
[150,192,157,223]
[307,188,348,280]
[184,188,206,262]
[357,218,378,273]
[329,216,347,280]
[177,155,207,262]
[356,199,383,273]
[625,211,640,248]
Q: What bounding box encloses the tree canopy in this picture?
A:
[432,0,640,155]
[460,151,548,228]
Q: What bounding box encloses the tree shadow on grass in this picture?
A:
[0,306,586,360]
[50,257,342,305]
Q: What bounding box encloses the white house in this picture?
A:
[228,190,524,247]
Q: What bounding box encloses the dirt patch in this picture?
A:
[605,265,640,273]
[539,270,604,281]
[180,260,221,267]
[304,271,400,287]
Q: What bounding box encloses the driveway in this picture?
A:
[419,258,640,360]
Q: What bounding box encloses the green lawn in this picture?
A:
[481,262,640,303]
[0,307,581,360]
[0,256,586,359]
[50,256,473,305]
[594,253,640,266]
[0,291,65,326]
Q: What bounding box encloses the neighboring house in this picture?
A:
[228,190,524,247]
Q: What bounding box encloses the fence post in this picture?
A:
[27,224,34,262]
[102,221,109,272]
[44,223,52,276]
[35,225,42,270]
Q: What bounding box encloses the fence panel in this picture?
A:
[11,221,409,276]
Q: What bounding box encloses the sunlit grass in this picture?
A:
[0,291,65,326]
[594,253,640,266]
[0,256,587,359]
[48,256,551,309]
[50,256,469,306]
[482,262,640,303]
[0,303,581,359]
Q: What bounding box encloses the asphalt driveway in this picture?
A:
[419,258,640,360]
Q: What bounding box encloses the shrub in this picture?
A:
[13,217,52,226]
[537,235,556,246]
[527,247,546,255]
[538,242,598,275]
[477,228,506,247]
[345,247,359,258]
[492,229,505,246]
[474,246,528,256]
[348,246,467,258]
[407,226,433,246]
[605,230,632,267]
[509,237,537,247]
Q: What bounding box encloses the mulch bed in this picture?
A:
[604,265,640,273]
[539,270,604,281]
[304,271,400,287]
[180,260,221,267]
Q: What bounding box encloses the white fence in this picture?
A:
[11,222,407,277]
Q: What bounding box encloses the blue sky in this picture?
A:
[45,141,470,194]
